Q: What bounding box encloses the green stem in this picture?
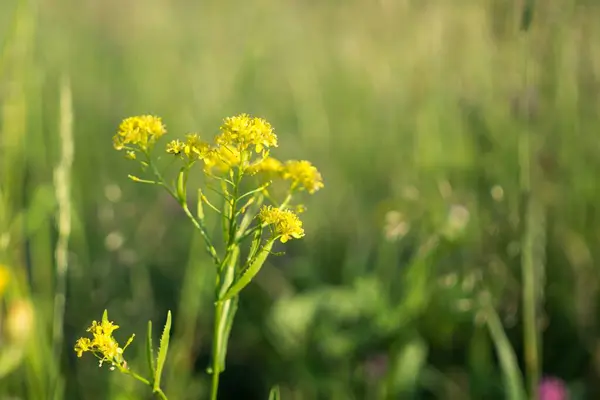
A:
[120,367,169,400]
[145,155,221,266]
[210,165,244,400]
[181,202,221,265]
[210,300,225,400]
[153,389,168,400]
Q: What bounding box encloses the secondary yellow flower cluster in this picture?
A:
[113,115,166,154]
[282,160,324,194]
[258,205,305,243]
[74,317,133,368]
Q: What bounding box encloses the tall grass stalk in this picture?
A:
[51,76,73,398]
[518,3,545,396]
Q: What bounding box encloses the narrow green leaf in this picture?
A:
[218,296,239,371]
[247,226,263,263]
[220,239,275,301]
[153,311,172,391]
[268,385,281,400]
[102,309,108,324]
[484,303,527,400]
[146,321,155,379]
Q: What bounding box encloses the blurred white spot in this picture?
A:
[105,231,124,251]
[119,249,139,265]
[438,180,453,199]
[456,299,473,312]
[0,233,9,251]
[402,186,420,201]
[104,184,122,203]
[443,205,470,238]
[474,311,486,326]
[439,273,458,288]
[98,205,115,224]
[383,211,410,241]
[491,185,504,201]
[461,273,477,292]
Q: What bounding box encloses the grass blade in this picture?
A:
[483,301,527,400]
[268,385,281,400]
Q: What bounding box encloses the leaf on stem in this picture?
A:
[146,321,156,379]
[220,239,275,301]
[153,311,172,391]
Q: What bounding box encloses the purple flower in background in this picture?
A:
[538,377,568,400]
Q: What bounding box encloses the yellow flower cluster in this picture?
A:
[202,145,242,173]
[74,317,132,368]
[166,134,210,161]
[247,156,283,176]
[113,115,166,153]
[216,113,277,154]
[283,160,324,194]
[258,206,305,243]
[114,114,325,194]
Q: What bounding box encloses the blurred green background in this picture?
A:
[1,0,600,398]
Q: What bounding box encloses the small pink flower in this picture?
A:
[538,377,568,400]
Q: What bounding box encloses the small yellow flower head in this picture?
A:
[87,319,120,336]
[202,145,242,173]
[216,114,278,154]
[248,156,283,176]
[258,206,305,243]
[283,160,324,194]
[75,312,132,368]
[167,134,210,161]
[113,115,166,152]
[75,337,92,358]
[166,139,185,155]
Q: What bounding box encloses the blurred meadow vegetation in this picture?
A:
[1,0,600,398]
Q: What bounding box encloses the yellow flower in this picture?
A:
[216,114,278,154]
[258,206,305,243]
[113,115,166,152]
[202,145,242,173]
[87,319,119,336]
[167,134,210,161]
[283,160,324,194]
[75,337,92,358]
[75,312,132,368]
[166,139,185,155]
[248,156,283,176]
